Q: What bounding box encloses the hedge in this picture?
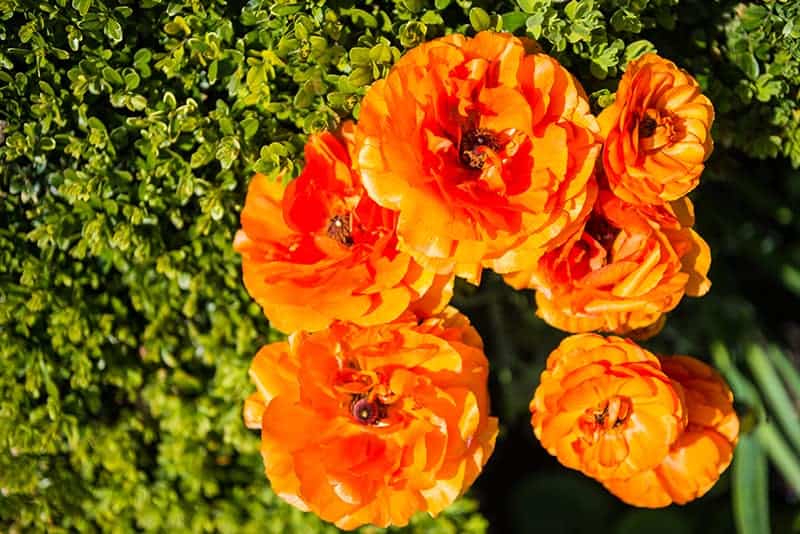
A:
[1,0,799,532]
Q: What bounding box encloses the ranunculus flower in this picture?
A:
[243,309,498,530]
[598,53,714,205]
[354,31,601,283]
[234,123,453,333]
[506,189,711,337]
[603,355,739,507]
[530,334,686,480]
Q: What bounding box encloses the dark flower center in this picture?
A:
[592,397,632,429]
[350,396,385,425]
[326,214,353,246]
[579,396,633,442]
[459,128,502,170]
[639,116,658,138]
[585,214,620,253]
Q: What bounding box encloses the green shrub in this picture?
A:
[1,0,798,532]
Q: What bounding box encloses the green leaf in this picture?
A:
[215,136,240,170]
[293,86,313,108]
[624,40,655,63]
[369,43,393,63]
[348,66,373,87]
[741,6,769,32]
[129,95,147,110]
[733,433,770,534]
[517,0,537,14]
[420,11,444,25]
[756,423,800,495]
[104,18,123,43]
[469,8,491,32]
[101,66,123,86]
[564,0,591,21]
[344,8,377,28]
[176,174,194,203]
[780,264,800,295]
[191,143,215,169]
[271,3,304,16]
[754,75,784,103]
[711,342,765,416]
[208,60,218,84]
[40,137,56,151]
[610,8,642,33]
[39,81,55,96]
[502,12,528,33]
[746,344,800,452]
[732,51,760,80]
[294,20,308,41]
[66,25,82,51]
[122,68,140,90]
[766,346,800,401]
[349,47,371,66]
[593,88,615,108]
[72,0,91,16]
[133,48,151,64]
[241,118,259,141]
[399,21,428,48]
[526,13,545,39]
[52,48,70,60]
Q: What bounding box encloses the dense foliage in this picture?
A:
[1,0,798,532]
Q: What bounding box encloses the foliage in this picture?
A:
[0,0,798,532]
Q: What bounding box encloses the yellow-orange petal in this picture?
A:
[530,335,685,480]
[603,355,738,507]
[244,308,497,529]
[600,53,714,205]
[354,31,601,279]
[235,125,453,333]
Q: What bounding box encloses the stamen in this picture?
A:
[350,396,384,425]
[327,214,353,246]
[581,396,633,436]
[459,128,502,170]
[639,116,658,138]
[585,214,620,253]
[594,404,609,426]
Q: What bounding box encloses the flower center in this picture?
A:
[326,214,353,246]
[350,396,386,425]
[585,213,620,254]
[639,116,658,138]
[639,109,683,151]
[459,128,502,170]
[579,396,633,441]
[334,365,396,426]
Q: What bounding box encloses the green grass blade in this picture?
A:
[711,341,764,414]
[746,344,800,453]
[732,432,770,534]
[766,345,800,401]
[756,422,800,495]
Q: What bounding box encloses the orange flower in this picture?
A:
[603,355,739,507]
[530,334,686,480]
[598,53,714,205]
[506,189,711,337]
[243,308,498,530]
[354,31,601,283]
[234,123,453,333]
